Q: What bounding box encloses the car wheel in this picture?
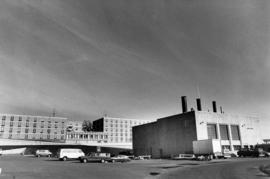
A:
[112,159,115,163]
[83,159,87,163]
[101,159,105,163]
[63,157,67,161]
[38,155,41,158]
[48,155,51,158]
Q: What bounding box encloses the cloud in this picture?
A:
[0,0,269,120]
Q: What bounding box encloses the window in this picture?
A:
[33,118,37,128]
[41,121,44,128]
[219,125,229,140]
[207,124,217,139]
[33,129,36,133]
[48,121,51,128]
[231,125,240,140]
[2,116,6,126]
[26,119,29,127]
[10,116,14,126]
[0,126,4,132]
[47,129,51,134]
[9,128,13,133]
[25,134,28,139]
[18,116,22,127]
[61,130,64,134]
[25,129,29,133]
[54,122,58,128]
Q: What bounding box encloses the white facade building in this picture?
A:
[0,114,67,142]
[93,117,153,144]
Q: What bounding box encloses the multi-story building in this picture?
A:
[0,114,67,142]
[93,117,153,143]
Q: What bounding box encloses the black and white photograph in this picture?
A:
[0,0,270,178]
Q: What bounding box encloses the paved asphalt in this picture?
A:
[160,158,270,179]
[0,156,269,179]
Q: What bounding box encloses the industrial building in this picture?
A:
[133,96,262,158]
[0,114,67,142]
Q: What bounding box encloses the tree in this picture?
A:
[82,120,92,132]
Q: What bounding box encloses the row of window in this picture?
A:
[104,119,147,126]
[207,124,240,140]
[110,133,131,137]
[105,124,132,128]
[7,134,65,140]
[68,134,108,140]
[2,120,65,128]
[2,116,65,127]
[109,138,132,142]
[3,128,65,134]
[104,128,131,132]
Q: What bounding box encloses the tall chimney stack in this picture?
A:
[212,101,217,113]
[196,98,202,111]
[220,106,223,114]
[181,96,188,113]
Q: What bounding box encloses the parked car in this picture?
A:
[127,155,135,160]
[109,155,131,163]
[80,152,111,163]
[195,155,212,161]
[237,148,267,157]
[171,154,196,160]
[36,149,52,157]
[57,148,85,161]
[134,155,151,160]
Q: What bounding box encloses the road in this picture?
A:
[160,158,270,179]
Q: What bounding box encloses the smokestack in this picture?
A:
[220,106,223,114]
[212,101,217,113]
[196,98,202,111]
[181,96,188,113]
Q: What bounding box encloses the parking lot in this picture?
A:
[0,155,269,179]
[0,155,216,179]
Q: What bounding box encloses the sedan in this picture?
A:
[110,155,131,163]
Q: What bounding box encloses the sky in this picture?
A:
[0,0,269,123]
